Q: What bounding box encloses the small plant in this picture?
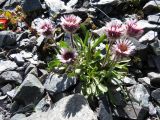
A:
[33,15,143,100]
[0,5,26,30]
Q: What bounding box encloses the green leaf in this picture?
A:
[84,31,90,45]
[0,23,4,30]
[80,24,87,36]
[48,59,61,71]
[97,84,108,93]
[58,41,69,48]
[90,83,96,94]
[74,34,84,48]
[92,34,106,49]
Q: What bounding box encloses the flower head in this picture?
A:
[57,48,78,64]
[112,39,135,57]
[105,20,125,40]
[125,19,143,38]
[60,14,81,33]
[37,19,54,38]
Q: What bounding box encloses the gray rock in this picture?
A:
[10,114,26,120]
[0,71,22,84]
[150,40,160,55]
[25,63,36,75]
[13,74,44,105]
[143,1,160,15]
[44,73,77,93]
[97,95,113,120]
[21,0,42,13]
[138,77,151,85]
[0,31,16,47]
[10,53,25,65]
[44,0,69,13]
[114,102,148,120]
[0,60,17,74]
[7,88,17,98]
[151,88,160,104]
[131,38,148,51]
[35,94,51,112]
[148,72,160,79]
[148,102,157,115]
[36,36,45,47]
[20,51,33,59]
[148,14,160,25]
[156,107,160,118]
[152,55,160,72]
[3,0,21,9]
[23,94,97,120]
[90,0,118,5]
[148,72,160,87]
[129,84,149,107]
[123,76,137,85]
[137,20,160,31]
[139,31,157,42]
[16,31,29,42]
[19,38,37,49]
[0,0,6,6]
[1,84,12,94]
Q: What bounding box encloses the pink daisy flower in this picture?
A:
[60,14,81,33]
[57,48,78,64]
[105,20,125,40]
[125,19,144,38]
[112,39,135,57]
[37,19,54,38]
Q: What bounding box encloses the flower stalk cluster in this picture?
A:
[34,15,143,98]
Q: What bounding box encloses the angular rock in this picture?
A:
[139,31,157,43]
[149,102,157,115]
[137,20,160,31]
[129,84,149,107]
[143,1,160,15]
[0,71,22,84]
[10,53,25,66]
[36,36,45,47]
[138,77,151,85]
[35,94,51,112]
[114,102,148,120]
[97,95,113,120]
[10,114,26,120]
[90,0,118,5]
[0,31,16,47]
[19,38,37,49]
[20,51,33,59]
[1,84,12,94]
[44,0,70,13]
[151,88,160,104]
[123,76,137,85]
[148,72,160,87]
[3,0,21,9]
[151,55,160,72]
[131,38,148,51]
[150,39,160,55]
[13,74,44,105]
[7,88,17,98]
[16,31,29,42]
[148,14,160,25]
[0,60,17,74]
[21,0,42,13]
[44,73,77,93]
[23,94,97,120]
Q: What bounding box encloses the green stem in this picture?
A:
[51,36,60,54]
[102,40,114,67]
[70,33,75,48]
